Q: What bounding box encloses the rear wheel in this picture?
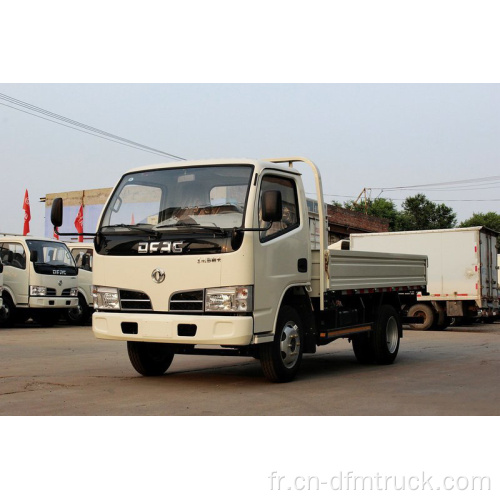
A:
[353,305,401,365]
[408,303,436,331]
[259,305,304,383]
[352,334,375,364]
[372,305,401,364]
[127,341,175,376]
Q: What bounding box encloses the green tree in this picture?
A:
[396,194,456,231]
[459,212,500,232]
[343,197,400,230]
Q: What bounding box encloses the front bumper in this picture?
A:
[29,297,78,309]
[93,312,254,346]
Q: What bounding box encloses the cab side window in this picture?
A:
[259,176,299,242]
[71,249,93,272]
[0,243,26,269]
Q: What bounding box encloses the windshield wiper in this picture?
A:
[100,224,159,236]
[155,221,227,235]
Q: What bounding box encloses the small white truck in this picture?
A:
[350,227,500,329]
[65,242,94,325]
[0,235,78,327]
[51,157,427,382]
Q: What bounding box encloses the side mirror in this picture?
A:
[30,250,38,263]
[261,190,282,222]
[51,198,64,228]
[81,254,90,268]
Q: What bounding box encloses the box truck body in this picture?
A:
[351,227,499,329]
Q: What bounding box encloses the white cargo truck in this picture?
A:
[0,235,78,327]
[350,227,500,329]
[65,242,94,325]
[51,157,427,382]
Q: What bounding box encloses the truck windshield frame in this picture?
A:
[26,240,78,276]
[99,164,255,234]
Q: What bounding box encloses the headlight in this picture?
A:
[92,285,120,310]
[70,288,78,297]
[205,286,253,312]
[30,285,47,296]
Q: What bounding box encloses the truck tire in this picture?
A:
[372,304,401,364]
[408,303,435,331]
[66,294,90,325]
[0,294,16,327]
[259,305,304,383]
[352,334,375,364]
[127,341,175,376]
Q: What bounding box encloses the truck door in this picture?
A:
[253,173,310,333]
[0,242,28,306]
[480,231,497,301]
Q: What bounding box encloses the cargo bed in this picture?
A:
[311,249,427,296]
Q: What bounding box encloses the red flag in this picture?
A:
[74,204,84,242]
[23,189,31,236]
[53,228,59,240]
[131,213,135,225]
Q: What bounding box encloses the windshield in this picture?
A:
[100,165,253,232]
[26,240,77,275]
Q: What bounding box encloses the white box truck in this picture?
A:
[50,157,427,382]
[0,235,79,327]
[350,227,499,329]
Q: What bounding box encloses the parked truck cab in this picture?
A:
[0,235,78,327]
[65,242,94,325]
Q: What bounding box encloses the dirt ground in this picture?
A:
[0,321,499,415]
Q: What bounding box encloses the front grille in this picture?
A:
[169,290,203,312]
[119,290,153,311]
[62,288,73,296]
[46,288,56,296]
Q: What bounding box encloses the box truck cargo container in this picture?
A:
[350,227,499,329]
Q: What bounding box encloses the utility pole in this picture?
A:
[354,188,370,214]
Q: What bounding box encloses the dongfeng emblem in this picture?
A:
[152,268,166,284]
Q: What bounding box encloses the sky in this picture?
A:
[1,83,499,236]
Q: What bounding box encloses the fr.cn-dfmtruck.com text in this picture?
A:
[268,471,492,492]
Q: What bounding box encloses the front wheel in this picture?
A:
[259,305,304,383]
[127,341,175,376]
[0,294,16,327]
[66,294,90,325]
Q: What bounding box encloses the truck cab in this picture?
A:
[0,257,4,313]
[65,242,94,325]
[0,235,78,327]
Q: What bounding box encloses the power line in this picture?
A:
[306,192,500,202]
[0,93,186,161]
[370,175,500,191]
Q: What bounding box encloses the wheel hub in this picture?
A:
[280,321,301,368]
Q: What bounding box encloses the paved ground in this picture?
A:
[0,321,499,415]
